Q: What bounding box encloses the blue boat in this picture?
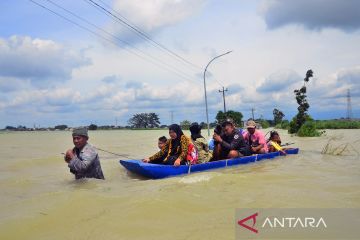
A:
[119,148,299,179]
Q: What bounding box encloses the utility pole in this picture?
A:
[251,108,255,120]
[347,89,353,120]
[219,87,228,113]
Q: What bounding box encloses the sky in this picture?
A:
[0,0,359,128]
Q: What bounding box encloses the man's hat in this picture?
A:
[72,127,88,137]
[221,118,234,127]
[246,120,257,129]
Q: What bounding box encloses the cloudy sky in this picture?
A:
[0,0,359,128]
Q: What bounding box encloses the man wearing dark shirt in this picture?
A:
[212,120,251,160]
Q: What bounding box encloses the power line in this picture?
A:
[30,0,201,86]
[44,0,199,83]
[213,77,226,87]
[93,0,229,87]
[86,0,202,72]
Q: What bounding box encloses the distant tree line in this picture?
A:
[128,113,160,128]
[5,89,358,133]
[5,126,23,131]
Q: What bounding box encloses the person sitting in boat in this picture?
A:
[208,124,222,150]
[190,122,212,163]
[158,136,167,150]
[64,127,105,180]
[149,136,168,164]
[212,119,251,160]
[243,120,268,154]
[143,124,190,166]
[267,131,286,155]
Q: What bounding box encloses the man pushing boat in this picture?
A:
[64,127,105,180]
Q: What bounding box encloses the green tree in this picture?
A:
[275,120,290,129]
[180,120,191,130]
[297,121,322,137]
[209,122,217,128]
[200,122,207,129]
[88,124,98,130]
[215,110,243,126]
[289,69,313,134]
[259,120,270,129]
[128,113,160,128]
[55,125,68,130]
[147,113,161,128]
[273,108,285,125]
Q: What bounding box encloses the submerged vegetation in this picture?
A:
[297,121,324,137]
[322,136,360,156]
[259,119,270,129]
[289,69,322,137]
[276,119,360,130]
[315,120,360,129]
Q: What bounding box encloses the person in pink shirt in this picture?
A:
[242,120,268,154]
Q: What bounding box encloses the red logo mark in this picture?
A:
[238,213,258,234]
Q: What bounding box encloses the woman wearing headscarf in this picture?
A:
[143,124,190,166]
[189,122,212,163]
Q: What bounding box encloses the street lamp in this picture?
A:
[203,50,232,136]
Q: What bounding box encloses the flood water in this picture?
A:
[0,129,359,240]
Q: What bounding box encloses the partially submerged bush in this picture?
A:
[289,115,314,134]
[275,120,290,130]
[259,120,270,129]
[297,121,324,137]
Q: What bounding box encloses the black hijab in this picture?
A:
[190,122,204,141]
[168,124,184,155]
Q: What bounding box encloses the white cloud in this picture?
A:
[257,69,302,93]
[312,66,360,99]
[0,77,31,92]
[0,35,91,87]
[109,0,206,43]
[259,0,360,32]
[337,66,360,86]
[1,64,359,126]
[2,1,360,127]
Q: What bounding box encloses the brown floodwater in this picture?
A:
[0,129,359,239]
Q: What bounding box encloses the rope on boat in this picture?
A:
[226,159,228,167]
[188,162,192,174]
[94,147,132,159]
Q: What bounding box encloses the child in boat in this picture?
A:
[143,124,192,166]
[149,136,168,164]
[158,136,167,150]
[267,131,286,155]
[190,122,212,163]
